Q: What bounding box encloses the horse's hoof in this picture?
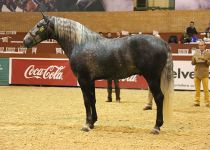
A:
[81,125,91,132]
[150,128,160,135]
[81,124,91,132]
[89,124,94,129]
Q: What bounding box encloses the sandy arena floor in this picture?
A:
[0,86,210,150]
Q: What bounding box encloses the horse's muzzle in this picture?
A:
[23,39,30,48]
[23,36,33,48]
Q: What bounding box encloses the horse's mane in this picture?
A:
[53,16,102,45]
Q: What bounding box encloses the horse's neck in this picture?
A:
[53,17,102,56]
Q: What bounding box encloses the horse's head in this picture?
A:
[23,13,54,48]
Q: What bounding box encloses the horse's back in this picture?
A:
[71,34,170,80]
[126,34,170,76]
[102,34,169,68]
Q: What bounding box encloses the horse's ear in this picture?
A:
[41,11,49,23]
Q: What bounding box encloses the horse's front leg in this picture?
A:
[78,77,96,132]
[90,81,97,125]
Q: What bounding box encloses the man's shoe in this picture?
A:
[194,104,200,107]
[143,105,152,110]
[106,100,112,102]
[116,99,120,103]
[106,99,112,102]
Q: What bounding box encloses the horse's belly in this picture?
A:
[94,65,139,80]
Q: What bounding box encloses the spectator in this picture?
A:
[168,35,178,44]
[0,36,12,42]
[107,32,112,38]
[116,31,121,38]
[153,30,161,38]
[106,80,120,102]
[143,89,153,110]
[192,40,210,107]
[203,32,210,42]
[180,30,191,43]
[43,0,57,11]
[98,32,103,36]
[205,22,210,34]
[106,32,121,102]
[186,21,198,41]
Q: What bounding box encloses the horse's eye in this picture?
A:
[39,26,45,32]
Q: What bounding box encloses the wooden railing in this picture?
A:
[1,32,209,60]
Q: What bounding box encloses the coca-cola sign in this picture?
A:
[10,58,148,89]
[11,59,77,86]
[24,65,65,80]
[95,75,147,89]
[120,75,137,82]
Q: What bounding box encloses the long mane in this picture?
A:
[53,16,102,45]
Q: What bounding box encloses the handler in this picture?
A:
[192,40,210,107]
[106,80,120,102]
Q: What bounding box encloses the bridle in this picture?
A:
[28,18,51,42]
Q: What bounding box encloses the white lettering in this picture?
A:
[121,75,137,82]
[24,65,65,80]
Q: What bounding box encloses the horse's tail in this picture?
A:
[161,44,174,123]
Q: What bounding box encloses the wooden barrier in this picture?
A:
[1,11,210,33]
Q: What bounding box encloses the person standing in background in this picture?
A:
[192,40,210,107]
[106,32,121,102]
[143,89,153,110]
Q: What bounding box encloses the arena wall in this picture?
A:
[0,10,209,33]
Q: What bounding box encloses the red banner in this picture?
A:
[95,75,148,89]
[11,59,77,86]
[10,58,148,89]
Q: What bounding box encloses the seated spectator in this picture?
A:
[0,36,12,42]
[153,30,161,38]
[203,32,210,42]
[205,22,210,34]
[186,21,198,40]
[107,32,112,38]
[191,35,199,42]
[43,0,57,11]
[180,30,192,43]
[121,30,129,36]
[116,31,121,38]
[98,32,104,37]
[168,35,178,43]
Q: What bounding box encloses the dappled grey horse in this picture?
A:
[23,14,174,134]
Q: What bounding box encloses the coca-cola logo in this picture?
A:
[24,65,65,80]
[96,75,138,83]
[120,75,137,82]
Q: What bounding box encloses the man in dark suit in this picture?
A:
[186,21,198,38]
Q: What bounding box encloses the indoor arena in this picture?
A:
[0,0,210,149]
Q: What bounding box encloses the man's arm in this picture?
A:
[194,28,198,35]
[192,56,196,65]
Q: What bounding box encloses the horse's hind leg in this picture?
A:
[146,77,164,134]
[78,77,96,132]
